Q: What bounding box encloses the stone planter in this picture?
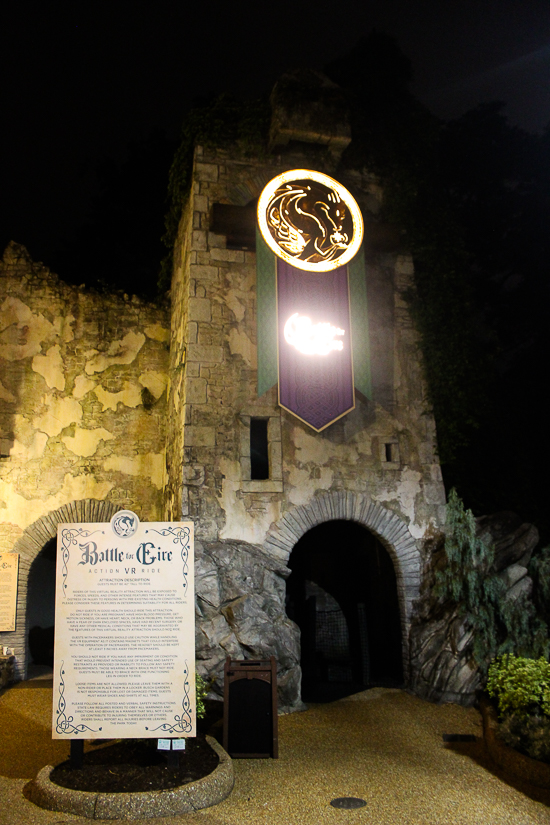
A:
[480,697,550,789]
[26,735,234,819]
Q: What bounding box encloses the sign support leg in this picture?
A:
[70,739,84,769]
[166,741,179,768]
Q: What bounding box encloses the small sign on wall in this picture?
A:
[52,512,195,740]
[0,553,19,632]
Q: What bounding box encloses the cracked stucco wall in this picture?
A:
[0,242,170,553]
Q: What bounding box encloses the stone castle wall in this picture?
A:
[0,242,170,544]
[168,144,447,706]
[0,242,170,667]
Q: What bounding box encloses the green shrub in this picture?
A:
[196,673,209,721]
[487,654,550,719]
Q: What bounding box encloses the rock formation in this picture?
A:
[409,512,540,705]
[194,539,303,713]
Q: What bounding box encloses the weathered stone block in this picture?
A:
[193,194,208,213]
[195,162,218,182]
[210,249,245,263]
[186,378,208,405]
[268,416,281,443]
[186,344,223,363]
[395,255,414,276]
[182,465,205,486]
[188,297,212,323]
[189,264,218,282]
[192,230,207,251]
[240,480,283,493]
[184,426,216,447]
[269,442,282,480]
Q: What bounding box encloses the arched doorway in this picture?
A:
[286,520,403,701]
[263,490,422,706]
[26,537,56,672]
[4,499,119,681]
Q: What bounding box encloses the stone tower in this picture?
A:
[165,72,446,710]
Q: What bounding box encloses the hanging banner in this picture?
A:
[52,511,195,740]
[277,260,354,431]
[256,227,278,396]
[257,169,365,429]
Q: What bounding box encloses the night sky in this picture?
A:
[2,1,550,531]
[2,1,550,270]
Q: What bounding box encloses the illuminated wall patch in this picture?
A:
[258,170,363,272]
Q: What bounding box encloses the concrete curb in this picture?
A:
[480,697,550,788]
[26,735,234,819]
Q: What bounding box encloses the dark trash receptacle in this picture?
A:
[223,656,278,758]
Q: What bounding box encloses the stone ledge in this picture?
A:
[480,696,550,789]
[26,735,234,819]
[240,480,283,493]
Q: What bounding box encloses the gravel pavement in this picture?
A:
[2,675,550,824]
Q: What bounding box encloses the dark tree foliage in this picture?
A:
[325,31,493,469]
[435,490,548,670]
[531,547,550,629]
[326,29,413,108]
[438,104,550,537]
[325,32,549,543]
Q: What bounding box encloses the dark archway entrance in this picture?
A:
[27,537,56,670]
[286,520,403,702]
[9,499,118,680]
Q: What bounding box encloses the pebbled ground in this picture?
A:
[2,676,550,824]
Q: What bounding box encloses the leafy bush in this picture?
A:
[530,546,550,627]
[196,673,209,721]
[487,654,550,719]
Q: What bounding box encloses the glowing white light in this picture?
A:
[284,313,345,356]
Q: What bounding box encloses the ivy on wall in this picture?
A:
[159,95,270,292]
[383,173,493,467]
[435,489,548,671]
[330,82,493,465]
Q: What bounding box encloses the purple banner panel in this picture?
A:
[277,260,354,431]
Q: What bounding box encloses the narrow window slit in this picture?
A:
[251,419,269,480]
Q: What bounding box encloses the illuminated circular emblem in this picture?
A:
[111,510,139,538]
[257,169,363,272]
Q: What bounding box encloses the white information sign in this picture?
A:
[52,512,194,740]
[0,553,19,632]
